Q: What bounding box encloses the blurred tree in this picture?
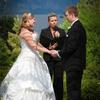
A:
[78,0,100,99]
[7,15,20,64]
[0,15,20,83]
[78,0,100,79]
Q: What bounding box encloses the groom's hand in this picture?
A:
[50,50,59,58]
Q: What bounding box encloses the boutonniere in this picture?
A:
[54,31,60,38]
[68,26,71,30]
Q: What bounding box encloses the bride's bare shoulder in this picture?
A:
[19,28,32,38]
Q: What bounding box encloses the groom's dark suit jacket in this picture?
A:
[59,20,87,71]
[40,26,66,62]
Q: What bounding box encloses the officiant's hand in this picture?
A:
[49,43,58,50]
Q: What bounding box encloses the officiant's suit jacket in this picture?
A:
[40,26,66,62]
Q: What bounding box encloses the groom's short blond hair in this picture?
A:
[65,6,78,17]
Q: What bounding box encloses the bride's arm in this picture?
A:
[20,31,51,54]
[37,42,43,47]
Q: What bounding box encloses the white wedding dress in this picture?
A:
[0,32,55,100]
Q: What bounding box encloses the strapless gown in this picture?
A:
[0,32,55,100]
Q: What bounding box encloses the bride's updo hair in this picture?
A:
[19,12,34,34]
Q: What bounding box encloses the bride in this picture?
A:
[0,12,55,100]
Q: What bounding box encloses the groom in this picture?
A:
[51,6,87,100]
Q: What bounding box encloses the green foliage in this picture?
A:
[0,15,20,66]
[59,18,70,32]
[0,16,14,39]
[8,15,21,63]
[82,78,100,100]
[86,31,100,69]
[0,66,10,84]
[78,0,100,76]
[12,15,20,34]
[0,38,11,66]
[0,15,20,84]
[84,65,100,80]
[78,0,100,99]
[7,32,20,64]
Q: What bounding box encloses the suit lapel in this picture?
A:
[66,28,71,37]
[45,27,54,40]
[66,20,79,37]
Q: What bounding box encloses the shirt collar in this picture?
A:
[71,18,79,27]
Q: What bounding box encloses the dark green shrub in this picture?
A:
[0,38,11,66]
[82,78,100,100]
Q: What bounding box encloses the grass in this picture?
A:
[63,71,67,100]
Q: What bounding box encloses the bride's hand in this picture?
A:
[46,49,52,55]
[49,43,58,50]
